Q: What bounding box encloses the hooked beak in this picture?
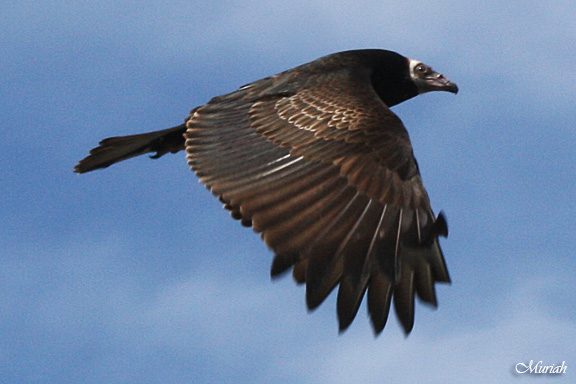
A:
[409,59,458,95]
[423,71,459,94]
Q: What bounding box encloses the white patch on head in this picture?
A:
[408,58,423,80]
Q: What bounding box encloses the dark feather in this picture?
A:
[74,49,456,335]
[74,124,186,173]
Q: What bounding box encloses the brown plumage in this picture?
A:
[75,49,458,335]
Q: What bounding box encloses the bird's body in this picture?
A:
[75,49,458,335]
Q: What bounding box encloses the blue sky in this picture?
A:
[2,1,575,383]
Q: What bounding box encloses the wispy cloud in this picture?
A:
[2,1,575,383]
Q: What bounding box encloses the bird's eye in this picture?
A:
[415,64,429,74]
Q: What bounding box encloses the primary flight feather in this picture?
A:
[75,49,458,335]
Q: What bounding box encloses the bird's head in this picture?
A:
[368,50,458,107]
[408,59,459,95]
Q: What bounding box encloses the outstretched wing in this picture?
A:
[186,62,450,335]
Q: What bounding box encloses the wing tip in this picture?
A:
[434,211,448,238]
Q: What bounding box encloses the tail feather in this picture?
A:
[74,124,187,173]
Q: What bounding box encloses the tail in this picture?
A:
[74,124,187,173]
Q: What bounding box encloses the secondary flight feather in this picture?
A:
[75,49,458,335]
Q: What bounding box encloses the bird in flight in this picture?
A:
[75,49,458,335]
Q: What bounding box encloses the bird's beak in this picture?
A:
[424,71,459,94]
[409,59,459,95]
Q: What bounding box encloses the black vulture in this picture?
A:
[75,49,458,335]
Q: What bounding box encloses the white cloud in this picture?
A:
[2,1,576,383]
[285,275,576,384]
[2,211,574,383]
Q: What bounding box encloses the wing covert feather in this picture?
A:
[184,59,449,334]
